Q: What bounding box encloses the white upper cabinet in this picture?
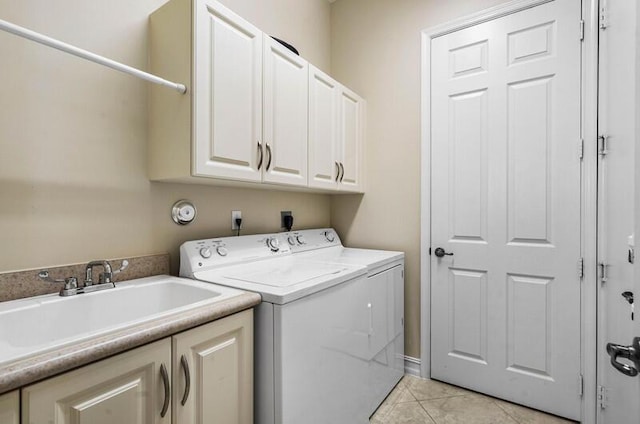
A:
[193,0,263,182]
[308,65,365,193]
[337,86,364,192]
[149,0,365,192]
[262,36,309,186]
[308,65,339,190]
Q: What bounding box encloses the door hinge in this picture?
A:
[578,138,584,160]
[577,258,584,279]
[599,262,608,283]
[598,135,608,157]
[579,19,585,41]
[598,385,610,409]
[599,6,608,30]
[578,374,584,397]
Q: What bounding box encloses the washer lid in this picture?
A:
[223,260,350,287]
[295,246,404,275]
[193,256,366,304]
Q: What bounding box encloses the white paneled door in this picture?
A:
[430,0,582,420]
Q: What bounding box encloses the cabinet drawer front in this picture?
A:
[22,339,171,424]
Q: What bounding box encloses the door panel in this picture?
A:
[263,36,308,186]
[22,339,171,424]
[173,310,253,424]
[194,1,263,181]
[338,87,364,191]
[308,65,339,190]
[598,0,640,421]
[430,0,582,419]
[0,391,19,424]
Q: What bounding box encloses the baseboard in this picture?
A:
[404,355,421,377]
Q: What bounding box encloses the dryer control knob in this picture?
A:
[267,236,280,251]
[216,246,228,257]
[296,235,306,245]
[199,247,212,259]
[324,231,335,242]
[287,235,296,246]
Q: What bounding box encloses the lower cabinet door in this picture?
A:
[172,309,253,424]
[22,339,172,424]
[0,390,19,424]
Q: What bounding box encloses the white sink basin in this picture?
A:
[0,275,243,365]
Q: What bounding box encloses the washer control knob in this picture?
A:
[296,235,306,245]
[324,231,335,242]
[199,247,212,259]
[287,235,296,246]
[267,237,280,252]
[216,246,228,257]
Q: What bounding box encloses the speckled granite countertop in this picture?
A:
[0,290,261,394]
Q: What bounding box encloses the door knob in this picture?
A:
[606,337,640,377]
[434,247,453,258]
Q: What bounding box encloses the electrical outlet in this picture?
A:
[231,210,242,230]
[281,211,292,229]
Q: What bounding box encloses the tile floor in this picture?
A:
[370,375,578,424]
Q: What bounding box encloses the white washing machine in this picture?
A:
[179,228,404,424]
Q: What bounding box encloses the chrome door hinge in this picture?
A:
[577,258,584,279]
[599,6,608,30]
[578,139,584,160]
[578,374,584,397]
[579,20,585,41]
[598,385,610,409]
[599,262,608,283]
[598,135,609,157]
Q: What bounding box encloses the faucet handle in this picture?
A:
[112,260,129,276]
[38,271,78,290]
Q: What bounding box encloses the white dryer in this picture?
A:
[179,229,404,424]
[287,228,405,413]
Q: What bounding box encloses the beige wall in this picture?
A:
[0,0,331,274]
[330,0,508,359]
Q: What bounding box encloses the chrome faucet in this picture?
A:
[38,259,128,296]
[85,260,114,286]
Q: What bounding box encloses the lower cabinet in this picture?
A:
[0,390,19,424]
[21,309,253,424]
[173,310,253,424]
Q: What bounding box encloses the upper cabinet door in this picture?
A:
[338,87,364,192]
[308,65,339,190]
[193,0,263,182]
[262,35,309,186]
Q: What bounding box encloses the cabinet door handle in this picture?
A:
[266,143,272,171]
[257,141,264,170]
[339,162,345,182]
[335,162,340,182]
[180,354,191,406]
[160,363,170,418]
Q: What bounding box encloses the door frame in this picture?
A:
[419,0,599,422]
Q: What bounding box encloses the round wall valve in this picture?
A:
[171,200,197,225]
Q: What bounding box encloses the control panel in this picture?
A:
[179,228,341,277]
